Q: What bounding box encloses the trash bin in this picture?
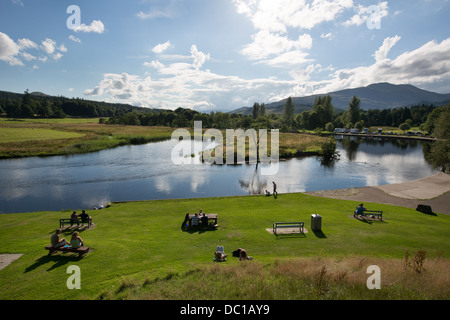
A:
[311,214,322,232]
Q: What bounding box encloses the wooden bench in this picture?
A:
[45,244,89,257]
[354,210,383,220]
[59,218,92,228]
[273,222,304,235]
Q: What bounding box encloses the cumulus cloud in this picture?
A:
[0,32,67,66]
[343,2,389,27]
[152,41,171,54]
[190,45,210,70]
[233,0,354,32]
[84,37,450,111]
[294,37,450,96]
[232,0,352,67]
[0,32,22,66]
[73,20,105,33]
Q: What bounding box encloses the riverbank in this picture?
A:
[305,172,450,215]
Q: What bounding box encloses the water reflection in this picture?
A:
[0,136,436,214]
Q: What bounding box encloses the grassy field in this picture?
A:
[0,127,85,143]
[0,193,449,300]
[0,118,175,158]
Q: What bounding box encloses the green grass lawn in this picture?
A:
[0,193,449,300]
[0,127,85,143]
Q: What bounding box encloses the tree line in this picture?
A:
[104,95,442,134]
[0,90,444,136]
[0,90,146,119]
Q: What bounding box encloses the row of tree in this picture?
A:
[0,90,145,119]
[105,95,442,135]
[0,90,444,136]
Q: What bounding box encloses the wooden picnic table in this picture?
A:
[187,213,218,228]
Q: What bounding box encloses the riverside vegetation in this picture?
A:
[0,118,333,160]
[0,194,449,300]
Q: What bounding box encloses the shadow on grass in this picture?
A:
[24,254,83,273]
[181,228,218,235]
[274,233,307,239]
[356,217,387,225]
[47,225,92,235]
[312,230,327,238]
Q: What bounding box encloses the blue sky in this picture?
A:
[0,0,449,111]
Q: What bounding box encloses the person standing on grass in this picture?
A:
[272,181,278,198]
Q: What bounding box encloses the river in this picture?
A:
[0,136,436,214]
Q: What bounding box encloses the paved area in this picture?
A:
[305,172,450,215]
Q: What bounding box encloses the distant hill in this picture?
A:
[230,83,450,115]
[0,90,166,114]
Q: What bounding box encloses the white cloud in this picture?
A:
[58,44,67,53]
[143,60,165,69]
[343,2,389,27]
[137,9,174,20]
[41,38,56,54]
[17,38,38,50]
[0,32,22,66]
[320,32,333,40]
[152,41,171,54]
[0,32,67,67]
[11,0,24,7]
[190,45,210,70]
[233,0,352,67]
[296,37,450,96]
[73,20,105,34]
[373,35,401,62]
[233,0,354,32]
[69,35,81,43]
[85,37,450,111]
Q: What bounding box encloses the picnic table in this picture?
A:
[45,244,89,257]
[59,218,92,229]
[186,213,218,229]
[354,210,383,220]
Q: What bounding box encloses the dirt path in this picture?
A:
[305,172,450,215]
[0,254,23,271]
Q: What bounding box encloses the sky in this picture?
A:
[0,0,449,112]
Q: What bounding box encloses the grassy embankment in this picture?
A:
[0,194,449,300]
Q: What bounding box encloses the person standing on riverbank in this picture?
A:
[272,181,278,199]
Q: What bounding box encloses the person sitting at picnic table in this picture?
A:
[79,210,92,225]
[354,203,367,217]
[182,213,190,229]
[192,213,200,226]
[70,211,79,226]
[51,229,67,248]
[70,231,84,249]
[201,213,209,227]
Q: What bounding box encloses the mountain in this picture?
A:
[230,83,450,115]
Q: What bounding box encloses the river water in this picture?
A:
[0,136,436,214]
